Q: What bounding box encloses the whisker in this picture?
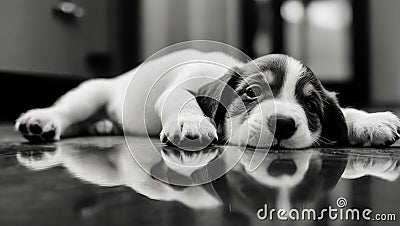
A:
[314,136,337,146]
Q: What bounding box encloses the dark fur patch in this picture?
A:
[319,95,348,146]
[295,67,323,132]
[295,66,348,146]
[251,55,287,96]
[196,68,243,134]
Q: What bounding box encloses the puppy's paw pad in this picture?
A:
[348,112,400,147]
[15,109,61,143]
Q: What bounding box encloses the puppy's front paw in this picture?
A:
[160,115,218,148]
[347,111,400,147]
[15,109,62,143]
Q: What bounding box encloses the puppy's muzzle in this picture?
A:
[268,115,297,140]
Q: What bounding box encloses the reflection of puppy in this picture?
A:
[16,141,221,209]
[15,50,400,148]
[227,149,347,210]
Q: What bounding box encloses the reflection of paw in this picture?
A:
[15,109,62,143]
[160,115,218,148]
[16,149,60,171]
[347,111,400,147]
[162,148,219,167]
[344,156,400,181]
[161,148,219,176]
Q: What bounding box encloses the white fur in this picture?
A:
[279,56,305,101]
[343,108,400,146]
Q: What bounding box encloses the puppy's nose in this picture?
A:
[268,159,297,176]
[268,115,297,140]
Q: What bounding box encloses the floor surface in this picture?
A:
[1,125,400,226]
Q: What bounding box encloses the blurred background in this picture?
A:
[0,0,398,121]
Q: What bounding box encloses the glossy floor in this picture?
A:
[1,125,400,226]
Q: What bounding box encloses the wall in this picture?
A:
[370,0,400,105]
[140,0,241,59]
[0,0,111,78]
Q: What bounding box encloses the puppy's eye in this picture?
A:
[243,85,262,100]
[306,101,318,114]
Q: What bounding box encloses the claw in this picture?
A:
[213,130,218,141]
[160,131,168,143]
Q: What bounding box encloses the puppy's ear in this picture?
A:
[196,68,242,126]
[319,152,348,189]
[320,90,348,146]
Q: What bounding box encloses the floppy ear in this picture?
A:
[195,68,242,127]
[320,90,348,146]
[319,152,348,189]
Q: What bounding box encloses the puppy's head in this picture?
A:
[197,54,347,148]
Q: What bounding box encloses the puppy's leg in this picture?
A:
[342,108,400,147]
[15,79,111,142]
[156,88,218,147]
[87,119,122,136]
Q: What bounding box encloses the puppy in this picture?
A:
[15,49,400,148]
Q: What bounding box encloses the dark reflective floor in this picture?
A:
[1,125,400,226]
